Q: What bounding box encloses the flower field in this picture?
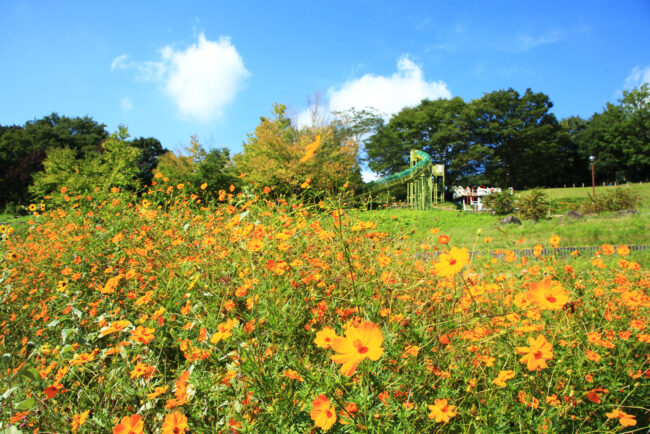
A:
[0,183,648,432]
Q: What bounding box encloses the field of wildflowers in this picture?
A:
[0,179,648,432]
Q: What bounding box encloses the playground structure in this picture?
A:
[452,185,506,211]
[365,150,444,210]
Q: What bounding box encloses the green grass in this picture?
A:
[355,207,650,264]
[519,182,650,211]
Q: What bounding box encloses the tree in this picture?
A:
[574,84,650,183]
[0,113,109,207]
[156,135,239,193]
[470,89,564,189]
[365,97,490,188]
[234,104,362,196]
[29,126,142,205]
[129,137,167,187]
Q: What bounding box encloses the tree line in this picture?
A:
[1,84,648,209]
[365,84,649,191]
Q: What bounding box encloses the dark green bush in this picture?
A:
[484,191,515,215]
[517,189,549,221]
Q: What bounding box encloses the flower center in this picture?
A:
[449,259,457,266]
[546,296,556,303]
[354,339,369,354]
[534,351,543,359]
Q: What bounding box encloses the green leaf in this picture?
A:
[1,386,18,400]
[15,397,35,410]
[18,367,41,382]
[0,426,24,434]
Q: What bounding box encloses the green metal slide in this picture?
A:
[364,150,444,210]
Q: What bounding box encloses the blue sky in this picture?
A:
[1,1,649,176]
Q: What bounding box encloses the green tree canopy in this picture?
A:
[574,84,650,183]
[470,88,566,189]
[29,126,142,205]
[156,135,240,194]
[366,97,490,188]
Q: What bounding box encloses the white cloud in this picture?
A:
[329,56,450,116]
[296,56,450,127]
[624,65,650,89]
[111,33,249,122]
[361,170,380,183]
[111,54,130,71]
[512,29,563,52]
[120,96,133,111]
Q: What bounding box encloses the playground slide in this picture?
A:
[364,150,432,195]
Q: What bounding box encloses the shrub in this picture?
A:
[483,191,515,215]
[582,188,640,213]
[517,189,549,220]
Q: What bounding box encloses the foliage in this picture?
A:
[28,126,142,205]
[129,137,167,187]
[516,188,549,221]
[574,83,650,183]
[0,184,647,432]
[0,113,109,206]
[366,97,490,189]
[234,103,362,196]
[483,190,515,215]
[471,88,570,189]
[156,135,240,194]
[582,188,641,213]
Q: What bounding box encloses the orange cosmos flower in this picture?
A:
[549,235,561,249]
[600,244,614,255]
[310,394,337,431]
[585,349,601,362]
[616,245,630,256]
[525,277,568,310]
[434,246,470,277]
[210,318,237,344]
[437,234,450,244]
[130,362,155,380]
[314,327,338,349]
[113,414,144,434]
[101,320,132,337]
[428,398,457,423]
[246,238,264,252]
[492,370,515,387]
[130,326,155,344]
[72,409,90,431]
[282,369,304,382]
[162,411,189,434]
[516,335,553,371]
[147,385,169,400]
[605,409,637,427]
[330,321,384,376]
[585,388,608,403]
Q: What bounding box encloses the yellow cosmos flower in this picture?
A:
[314,327,338,349]
[330,321,384,377]
[428,398,457,423]
[434,247,470,277]
[310,394,336,431]
[515,335,553,371]
[210,318,237,344]
[525,277,568,310]
[492,370,515,387]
